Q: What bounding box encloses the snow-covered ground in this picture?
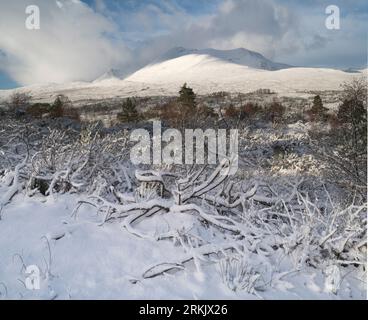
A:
[0,119,366,300]
[0,191,365,300]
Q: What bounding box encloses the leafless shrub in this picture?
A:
[6,92,32,110]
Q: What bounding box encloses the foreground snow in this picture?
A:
[0,191,365,300]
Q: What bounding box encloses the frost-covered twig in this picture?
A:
[0,154,28,219]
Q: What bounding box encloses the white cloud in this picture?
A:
[0,0,365,86]
[0,0,131,85]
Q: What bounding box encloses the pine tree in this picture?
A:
[178,83,196,109]
[310,95,328,121]
[51,96,64,118]
[174,83,197,128]
[117,98,139,123]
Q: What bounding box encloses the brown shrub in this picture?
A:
[224,104,240,119]
[268,101,285,124]
[240,102,260,120]
[27,103,52,118]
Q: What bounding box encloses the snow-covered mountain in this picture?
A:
[124,48,363,96]
[153,47,292,70]
[93,69,123,83]
[0,47,365,104]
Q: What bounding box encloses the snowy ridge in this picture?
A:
[153,47,292,70]
[93,69,123,83]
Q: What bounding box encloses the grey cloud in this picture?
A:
[0,0,131,85]
[130,0,303,69]
[305,34,331,51]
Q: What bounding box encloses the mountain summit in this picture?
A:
[153,47,292,71]
[123,46,359,96]
[93,69,123,82]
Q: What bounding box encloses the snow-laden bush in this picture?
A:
[273,193,366,271]
[0,115,366,297]
[0,121,131,198]
[218,255,267,295]
[73,160,366,295]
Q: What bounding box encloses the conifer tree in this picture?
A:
[118,98,139,123]
[310,95,328,121]
[178,83,196,109]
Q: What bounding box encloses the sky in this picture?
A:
[0,0,367,89]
